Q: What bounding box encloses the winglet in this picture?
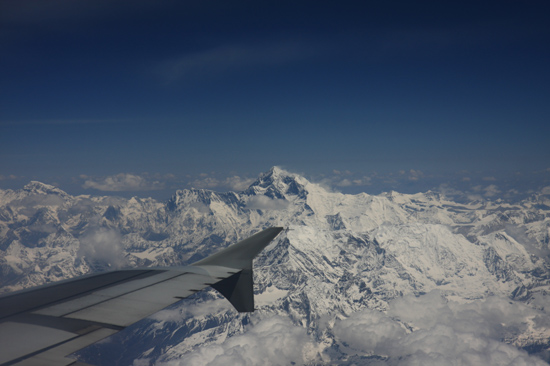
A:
[192,227,284,312]
[210,269,255,312]
[192,227,284,270]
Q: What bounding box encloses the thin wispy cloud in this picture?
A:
[189,177,220,190]
[484,184,501,197]
[408,169,424,181]
[323,169,431,192]
[190,174,254,191]
[398,169,424,181]
[151,298,233,323]
[245,196,289,211]
[0,174,17,181]
[156,40,319,83]
[82,173,165,192]
[335,177,372,187]
[224,176,255,191]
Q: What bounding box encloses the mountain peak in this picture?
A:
[23,181,68,197]
[259,166,294,181]
[266,166,285,176]
[246,167,309,199]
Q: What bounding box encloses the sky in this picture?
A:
[1,0,549,200]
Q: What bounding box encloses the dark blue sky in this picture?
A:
[1,0,549,199]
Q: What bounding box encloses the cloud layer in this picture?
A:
[154,292,549,366]
[156,316,318,366]
[334,292,550,365]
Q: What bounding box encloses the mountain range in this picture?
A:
[1,167,549,365]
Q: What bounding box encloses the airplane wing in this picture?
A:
[0,227,283,366]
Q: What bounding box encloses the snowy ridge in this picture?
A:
[1,167,550,365]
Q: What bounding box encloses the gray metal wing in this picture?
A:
[0,227,283,366]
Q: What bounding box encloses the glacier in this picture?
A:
[1,167,549,365]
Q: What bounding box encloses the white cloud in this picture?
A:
[150,298,233,323]
[483,176,497,181]
[467,194,484,201]
[408,169,424,181]
[77,227,127,269]
[437,184,467,200]
[158,316,318,366]
[224,176,254,191]
[153,293,549,366]
[484,184,501,197]
[16,194,65,208]
[541,186,550,195]
[188,202,210,214]
[189,177,220,189]
[336,179,352,187]
[333,308,406,353]
[245,196,289,211]
[333,292,550,365]
[332,174,371,188]
[132,359,151,366]
[82,173,164,192]
[462,184,503,201]
[190,175,254,191]
[0,174,17,180]
[395,169,424,181]
[506,188,520,195]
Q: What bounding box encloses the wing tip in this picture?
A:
[194,227,284,312]
[192,226,284,269]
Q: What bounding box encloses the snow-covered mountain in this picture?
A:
[1,167,549,365]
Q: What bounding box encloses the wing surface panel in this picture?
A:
[64,272,213,327]
[34,270,186,318]
[0,270,156,320]
[10,328,117,366]
[0,322,75,364]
